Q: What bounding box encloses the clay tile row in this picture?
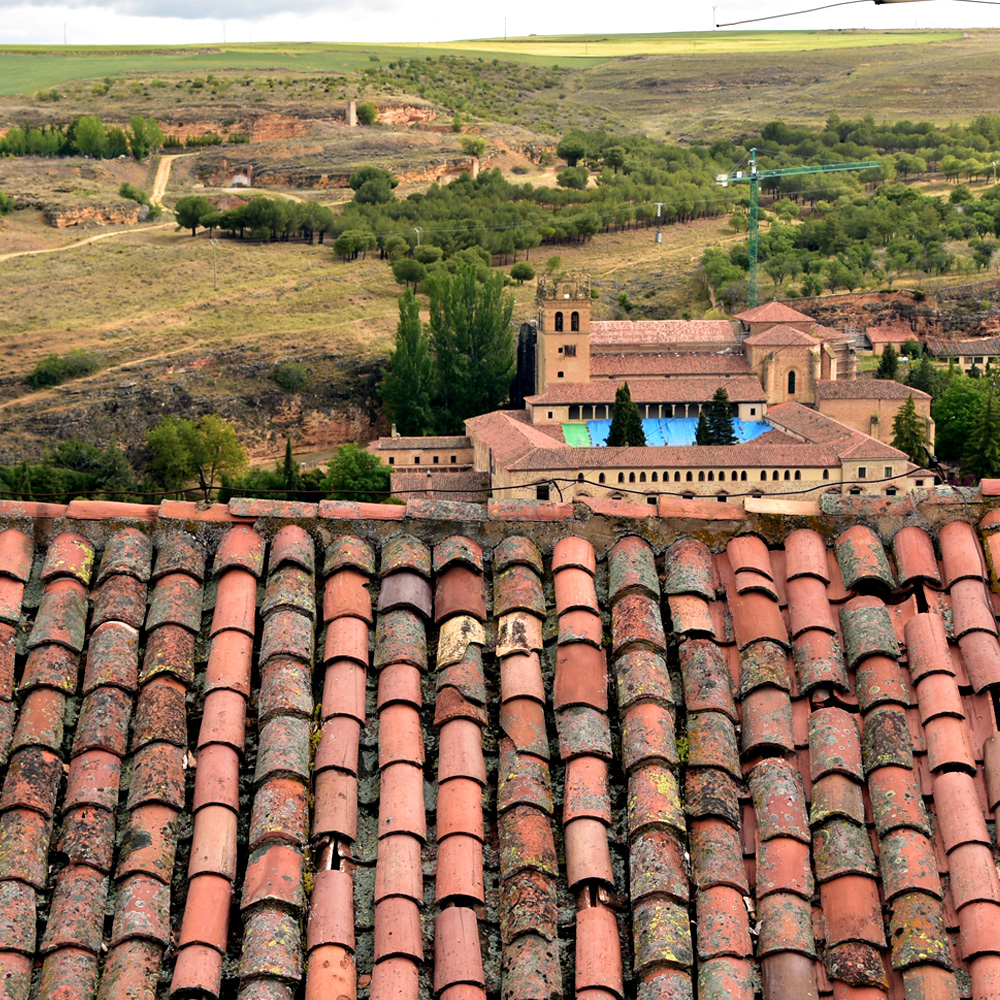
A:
[893,526,941,588]
[609,535,660,602]
[494,536,543,575]
[381,534,431,578]
[435,565,486,624]
[662,537,715,600]
[41,532,95,586]
[268,524,315,575]
[212,524,265,578]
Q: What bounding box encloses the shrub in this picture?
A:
[0,191,14,215]
[356,101,378,125]
[27,349,102,389]
[510,262,536,284]
[272,361,309,392]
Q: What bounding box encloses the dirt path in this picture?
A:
[150,152,196,206]
[0,222,175,263]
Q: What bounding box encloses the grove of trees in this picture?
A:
[379,264,516,435]
[0,115,164,160]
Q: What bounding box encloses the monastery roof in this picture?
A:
[815,379,931,401]
[734,301,816,324]
[866,324,916,344]
[925,336,1000,357]
[370,435,471,450]
[589,352,752,377]
[0,487,999,996]
[743,323,820,347]
[767,401,909,461]
[391,469,489,502]
[465,409,570,468]
[590,319,737,347]
[524,375,766,406]
[507,440,839,471]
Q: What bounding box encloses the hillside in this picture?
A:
[2,29,1000,469]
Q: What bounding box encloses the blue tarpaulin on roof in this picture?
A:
[584,418,771,447]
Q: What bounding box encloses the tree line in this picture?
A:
[0,115,164,160]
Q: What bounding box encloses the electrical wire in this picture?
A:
[718,0,1000,26]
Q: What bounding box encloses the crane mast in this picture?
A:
[716,148,880,307]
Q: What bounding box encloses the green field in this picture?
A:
[0,30,963,96]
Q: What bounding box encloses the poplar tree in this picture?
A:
[695,410,713,445]
[380,289,434,436]
[607,382,646,447]
[427,264,515,433]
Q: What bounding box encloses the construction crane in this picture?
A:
[715,149,879,307]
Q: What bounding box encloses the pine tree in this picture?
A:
[876,343,899,380]
[282,436,301,494]
[707,387,737,445]
[379,289,434,436]
[891,394,927,464]
[695,410,713,446]
[963,385,1000,480]
[607,382,646,447]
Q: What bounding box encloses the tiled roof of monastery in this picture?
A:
[867,325,917,344]
[743,323,819,347]
[734,301,816,325]
[524,376,766,406]
[590,320,738,347]
[589,353,752,378]
[370,436,472,451]
[816,380,931,401]
[2,488,1000,1000]
[767,402,910,462]
[925,337,1000,358]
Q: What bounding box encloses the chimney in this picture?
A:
[391,423,398,438]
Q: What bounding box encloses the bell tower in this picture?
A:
[535,275,591,393]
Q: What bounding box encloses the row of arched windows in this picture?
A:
[578,468,832,485]
[554,311,580,332]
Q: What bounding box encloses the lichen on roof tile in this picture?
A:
[835,525,895,590]
[212,525,265,578]
[41,532,95,586]
[662,538,714,600]
[262,566,316,620]
[793,630,849,693]
[812,819,879,883]
[432,535,483,575]
[687,712,740,779]
[889,893,954,971]
[737,639,790,696]
[679,639,735,720]
[840,597,900,669]
[808,708,863,782]
[96,528,152,585]
[380,534,431,578]
[748,759,810,844]
[496,612,543,658]
[373,609,427,671]
[266,524,315,576]
[322,535,375,577]
[609,535,660,602]
[493,537,543,576]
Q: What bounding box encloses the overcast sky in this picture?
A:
[2,0,999,47]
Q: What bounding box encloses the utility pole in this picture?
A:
[63,22,67,44]
[504,17,507,40]
[414,226,423,246]
[712,6,717,28]
[653,202,664,244]
[716,148,878,307]
[211,240,219,291]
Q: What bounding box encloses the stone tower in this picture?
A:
[535,276,591,394]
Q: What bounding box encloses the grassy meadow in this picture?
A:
[0,29,964,96]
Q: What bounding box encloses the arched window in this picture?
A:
[760,471,767,481]
[698,471,706,482]
[794,470,801,480]
[618,473,625,483]
[554,311,564,332]
[664,405,673,418]
[772,470,779,481]
[651,472,658,483]
[571,311,580,331]
[599,473,606,484]
[719,471,726,482]
[628,472,635,483]
[784,470,791,481]
[707,471,714,482]
[787,370,796,394]
[741,471,748,481]
[674,472,681,482]
[822,469,830,480]
[731,470,738,481]
[639,472,647,483]
[686,472,693,482]
[577,473,585,482]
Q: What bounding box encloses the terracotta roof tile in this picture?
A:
[526,374,765,405]
[590,351,751,377]
[0,494,996,997]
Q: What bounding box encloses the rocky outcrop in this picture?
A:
[797,281,1000,339]
[42,200,145,229]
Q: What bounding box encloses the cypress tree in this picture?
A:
[876,344,899,380]
[282,436,301,494]
[707,387,737,445]
[607,382,646,447]
[695,410,713,446]
[891,394,927,464]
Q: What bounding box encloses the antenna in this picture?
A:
[653,202,664,244]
